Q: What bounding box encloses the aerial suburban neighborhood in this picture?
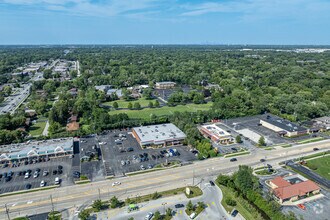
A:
[0,0,330,219]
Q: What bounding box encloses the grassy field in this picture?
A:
[29,118,47,136]
[108,102,212,119]
[296,137,324,144]
[305,155,330,180]
[103,97,155,108]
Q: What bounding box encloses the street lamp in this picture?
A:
[162,202,167,214]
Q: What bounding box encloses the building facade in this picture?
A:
[155,82,176,89]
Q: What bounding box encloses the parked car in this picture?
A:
[175,204,184,208]
[145,212,153,220]
[147,164,153,169]
[33,171,39,178]
[24,172,30,179]
[25,184,32,189]
[73,171,80,178]
[58,165,63,170]
[5,176,11,182]
[231,209,239,217]
[54,177,60,185]
[140,165,146,170]
[230,158,237,162]
[209,181,215,186]
[40,180,45,187]
[43,171,49,176]
[127,147,134,152]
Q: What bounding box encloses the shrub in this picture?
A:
[225,198,237,206]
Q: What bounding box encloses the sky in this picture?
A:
[0,0,330,45]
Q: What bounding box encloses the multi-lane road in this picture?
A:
[1,140,329,219]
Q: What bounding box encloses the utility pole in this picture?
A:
[5,204,10,220]
[50,195,54,213]
[98,188,101,200]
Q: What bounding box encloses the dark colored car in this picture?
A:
[175,204,184,209]
[58,169,63,174]
[313,148,319,151]
[151,155,156,160]
[27,169,32,174]
[25,184,32,189]
[36,168,41,172]
[127,147,134,152]
[209,181,215,186]
[260,159,266,162]
[58,165,63,170]
[230,158,237,162]
[73,171,80,178]
[53,170,58,175]
[231,210,238,217]
[5,176,12,182]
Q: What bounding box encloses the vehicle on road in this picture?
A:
[112,182,121,186]
[313,148,319,151]
[145,212,154,220]
[189,212,196,219]
[260,159,266,162]
[230,158,237,162]
[127,147,134,152]
[175,204,184,208]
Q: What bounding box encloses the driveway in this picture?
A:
[94,177,232,220]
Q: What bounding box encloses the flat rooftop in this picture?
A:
[201,124,231,138]
[133,123,186,145]
[261,114,307,132]
[0,137,73,154]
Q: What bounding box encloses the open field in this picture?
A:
[29,119,47,136]
[103,97,155,108]
[108,102,212,119]
[305,155,330,180]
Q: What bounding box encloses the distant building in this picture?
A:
[200,124,234,144]
[95,85,113,93]
[269,175,320,204]
[312,116,330,131]
[0,138,73,163]
[132,123,186,148]
[260,114,307,137]
[107,89,123,98]
[155,82,176,89]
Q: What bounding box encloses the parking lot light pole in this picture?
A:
[162,202,167,214]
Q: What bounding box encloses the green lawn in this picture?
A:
[103,97,155,108]
[305,155,330,180]
[108,102,212,119]
[29,119,47,136]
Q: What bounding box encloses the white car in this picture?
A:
[24,172,30,179]
[99,142,107,145]
[112,182,121,186]
[42,171,48,176]
[33,171,39,178]
[40,180,45,187]
[145,212,154,220]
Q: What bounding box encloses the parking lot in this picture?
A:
[223,115,291,145]
[282,189,330,220]
[94,130,196,177]
[0,157,74,194]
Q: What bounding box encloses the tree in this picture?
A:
[186,200,193,212]
[148,101,154,108]
[113,102,119,109]
[128,218,134,220]
[258,136,266,146]
[110,196,121,208]
[152,191,160,200]
[154,100,160,108]
[165,207,173,217]
[133,102,141,110]
[92,199,103,211]
[128,102,133,109]
[225,198,237,206]
[3,86,12,96]
[78,209,90,220]
[153,211,161,220]
[142,88,153,100]
[235,135,242,143]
